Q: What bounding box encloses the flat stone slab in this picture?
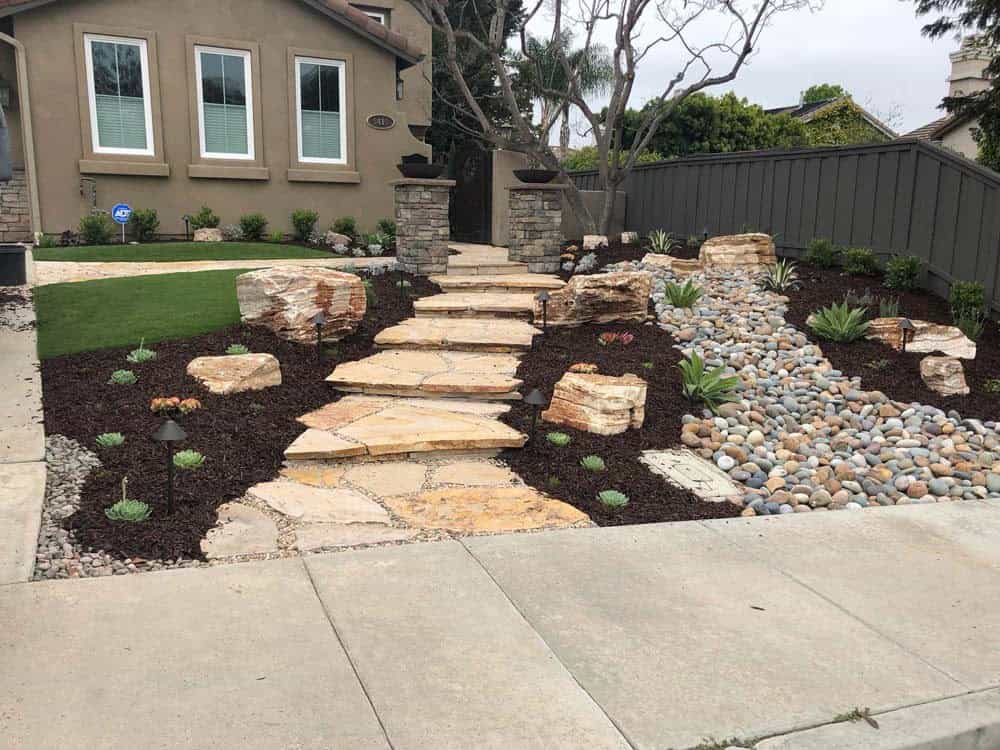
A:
[430,460,518,486]
[0,461,46,584]
[186,352,281,395]
[384,486,589,533]
[286,396,526,459]
[0,558,390,748]
[304,542,630,748]
[343,461,428,496]
[431,274,565,295]
[413,293,535,319]
[466,522,960,749]
[200,502,280,559]
[375,317,540,352]
[640,448,743,502]
[327,349,522,399]
[295,523,419,551]
[248,481,390,524]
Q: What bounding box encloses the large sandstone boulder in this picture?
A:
[699,233,776,268]
[868,318,976,359]
[236,266,366,344]
[920,356,970,396]
[583,234,608,250]
[640,253,702,276]
[542,372,647,435]
[538,271,651,327]
[186,353,281,394]
[193,227,223,242]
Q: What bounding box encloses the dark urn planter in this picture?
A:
[513,168,558,184]
[396,162,446,179]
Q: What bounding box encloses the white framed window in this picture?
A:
[195,45,254,160]
[295,56,347,165]
[363,10,386,24]
[84,34,155,156]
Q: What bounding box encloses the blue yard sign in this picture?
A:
[111,203,132,243]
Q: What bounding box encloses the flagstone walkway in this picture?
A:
[202,245,588,557]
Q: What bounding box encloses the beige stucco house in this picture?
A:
[0,0,433,240]
[905,36,992,161]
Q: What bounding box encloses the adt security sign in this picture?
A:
[111,203,132,243]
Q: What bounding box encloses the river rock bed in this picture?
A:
[608,259,1000,514]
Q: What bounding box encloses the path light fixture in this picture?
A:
[703,227,709,243]
[899,318,915,353]
[524,388,547,446]
[182,214,191,241]
[313,310,327,363]
[152,419,186,515]
[536,290,550,334]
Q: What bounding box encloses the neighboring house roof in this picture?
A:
[765,96,898,138]
[0,0,424,67]
[904,112,975,141]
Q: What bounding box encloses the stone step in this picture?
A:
[431,274,565,295]
[284,395,526,460]
[446,259,530,276]
[375,317,540,353]
[413,293,535,320]
[326,349,523,399]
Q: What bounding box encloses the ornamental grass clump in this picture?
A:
[804,237,839,268]
[546,432,572,447]
[598,489,629,508]
[762,259,800,292]
[126,338,156,364]
[663,279,702,308]
[580,455,606,472]
[108,369,138,385]
[884,255,923,291]
[808,302,870,343]
[104,478,151,523]
[678,351,740,414]
[173,450,205,470]
[226,343,249,355]
[95,432,125,449]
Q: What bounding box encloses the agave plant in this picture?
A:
[678,351,741,414]
[546,432,572,447]
[104,477,151,523]
[580,455,606,472]
[808,302,871,343]
[648,229,672,253]
[663,280,702,308]
[597,489,629,508]
[125,338,157,364]
[95,432,125,449]
[108,369,138,385]
[173,449,206,470]
[762,260,800,292]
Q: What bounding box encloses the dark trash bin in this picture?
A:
[0,244,27,286]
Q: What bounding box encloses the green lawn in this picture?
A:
[35,270,248,358]
[33,242,334,263]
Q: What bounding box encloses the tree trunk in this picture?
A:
[559,108,570,154]
[599,180,621,236]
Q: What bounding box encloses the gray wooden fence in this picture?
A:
[570,139,1000,311]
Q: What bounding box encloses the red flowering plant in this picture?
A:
[150,396,203,418]
[597,332,635,347]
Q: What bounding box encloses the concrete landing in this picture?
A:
[375,317,540,352]
[431,273,565,295]
[413,292,536,319]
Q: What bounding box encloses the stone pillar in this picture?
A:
[0,170,31,242]
[508,184,566,273]
[391,178,455,275]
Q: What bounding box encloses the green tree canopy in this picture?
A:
[802,83,849,103]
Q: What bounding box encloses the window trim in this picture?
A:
[83,33,155,157]
[294,55,348,166]
[194,45,255,161]
[363,10,386,23]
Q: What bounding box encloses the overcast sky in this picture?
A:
[554,0,964,138]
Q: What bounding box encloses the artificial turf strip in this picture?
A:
[33,242,334,262]
[34,270,250,358]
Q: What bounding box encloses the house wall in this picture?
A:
[940,123,980,161]
[12,0,431,236]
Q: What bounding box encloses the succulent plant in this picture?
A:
[678,351,741,414]
[104,478,151,522]
[648,229,672,253]
[546,432,572,447]
[580,455,606,472]
[762,260,800,292]
[663,279,702,308]
[173,450,205,470]
[125,338,156,364]
[808,302,870,343]
[226,344,249,355]
[108,369,138,385]
[598,489,629,508]
[95,432,125,449]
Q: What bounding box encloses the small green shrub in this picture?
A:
[376,218,396,246]
[950,281,986,321]
[808,302,870,343]
[580,455,606,472]
[878,296,900,318]
[105,478,151,522]
[664,279,702,308]
[805,237,839,269]
[238,212,268,241]
[126,338,156,364]
[95,432,125,449]
[226,344,249,355]
[648,229,671,253]
[763,259,800,292]
[128,208,160,242]
[864,358,892,371]
[189,205,220,230]
[597,489,629,508]
[332,216,358,242]
[678,351,741,414]
[546,431,572,447]
[173,450,205,470]
[363,279,378,308]
[291,209,319,241]
[37,234,59,248]
[547,475,561,489]
[884,255,923,291]
[956,313,985,341]
[268,230,285,243]
[79,213,114,245]
[642,361,654,370]
[984,378,1000,393]
[108,369,138,385]
[686,234,702,249]
[841,247,880,276]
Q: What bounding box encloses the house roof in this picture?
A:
[903,113,973,141]
[766,96,898,139]
[0,0,424,67]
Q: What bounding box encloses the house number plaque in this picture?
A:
[367,114,396,130]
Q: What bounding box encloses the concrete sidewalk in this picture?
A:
[3,502,1000,749]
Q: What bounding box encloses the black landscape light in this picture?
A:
[152,419,186,515]
[398,268,406,300]
[313,310,327,363]
[524,388,547,445]
[182,214,191,241]
[899,318,915,353]
[703,227,709,242]
[536,290,550,334]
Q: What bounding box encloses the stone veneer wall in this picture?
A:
[508,185,564,273]
[0,170,31,242]
[392,178,455,275]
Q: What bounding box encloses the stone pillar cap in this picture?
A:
[390,178,457,187]
[506,183,569,191]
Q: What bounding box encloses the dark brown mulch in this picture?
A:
[500,322,741,525]
[40,272,436,561]
[783,263,1000,417]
